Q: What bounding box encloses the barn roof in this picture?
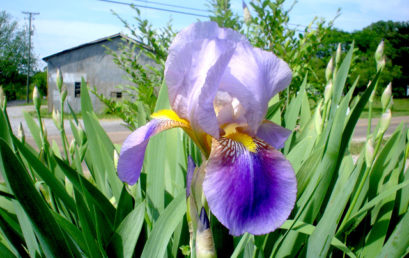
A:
[42,33,146,61]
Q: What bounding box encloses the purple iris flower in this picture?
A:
[117,21,297,236]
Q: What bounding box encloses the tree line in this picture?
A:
[319,20,409,97]
[0,11,46,101]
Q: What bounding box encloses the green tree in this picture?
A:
[0,10,36,100]
[31,70,47,97]
[320,21,409,96]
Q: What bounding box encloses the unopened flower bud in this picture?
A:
[375,40,384,63]
[365,139,374,165]
[69,139,76,155]
[41,122,48,139]
[368,81,375,103]
[18,122,25,141]
[381,82,392,110]
[56,68,63,92]
[242,1,252,25]
[61,87,67,103]
[196,208,216,258]
[335,43,342,67]
[314,101,323,135]
[377,56,386,71]
[186,156,195,198]
[52,109,62,130]
[325,57,334,82]
[33,86,41,110]
[114,149,119,170]
[324,80,333,103]
[77,124,87,145]
[378,109,391,136]
[0,87,5,108]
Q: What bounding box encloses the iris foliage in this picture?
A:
[0,1,408,258]
[0,38,408,257]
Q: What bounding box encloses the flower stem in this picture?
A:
[341,131,384,230]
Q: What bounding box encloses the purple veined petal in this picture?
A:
[117,112,189,185]
[219,43,292,135]
[203,137,297,236]
[256,120,291,149]
[186,156,196,197]
[166,22,250,138]
[165,38,236,138]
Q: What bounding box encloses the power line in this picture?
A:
[99,0,315,32]
[131,0,209,13]
[22,11,39,103]
[98,0,208,18]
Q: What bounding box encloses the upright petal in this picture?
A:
[219,44,292,135]
[256,120,291,149]
[165,22,244,138]
[117,110,189,185]
[203,137,296,236]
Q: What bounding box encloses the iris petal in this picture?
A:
[117,110,189,185]
[203,137,296,236]
[165,23,237,138]
[256,120,291,149]
[219,43,292,135]
[186,156,195,197]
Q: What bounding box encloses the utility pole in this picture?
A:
[22,11,39,103]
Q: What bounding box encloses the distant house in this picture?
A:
[43,33,150,114]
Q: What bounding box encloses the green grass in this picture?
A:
[29,107,120,120]
[8,98,48,106]
[360,98,409,118]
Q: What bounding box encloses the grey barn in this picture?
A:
[43,33,149,114]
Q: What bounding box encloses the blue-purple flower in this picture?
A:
[118,21,297,236]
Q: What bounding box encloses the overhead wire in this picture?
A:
[131,0,209,13]
[98,0,208,18]
[99,0,315,31]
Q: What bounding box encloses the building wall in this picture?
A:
[46,37,146,114]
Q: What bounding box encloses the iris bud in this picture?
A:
[314,101,323,135]
[378,109,391,136]
[69,139,76,155]
[365,139,374,165]
[368,81,374,103]
[242,1,252,25]
[335,43,342,67]
[61,87,67,103]
[114,149,119,170]
[77,124,87,145]
[381,82,392,110]
[324,80,333,103]
[33,86,41,111]
[18,122,25,141]
[0,87,5,108]
[375,40,384,63]
[325,57,334,82]
[52,109,62,130]
[196,208,216,258]
[56,68,63,92]
[377,56,386,72]
[41,122,48,139]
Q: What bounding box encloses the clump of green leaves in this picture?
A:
[0,39,408,257]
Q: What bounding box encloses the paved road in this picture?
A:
[6,104,131,147]
[5,105,409,148]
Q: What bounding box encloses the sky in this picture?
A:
[3,0,409,69]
